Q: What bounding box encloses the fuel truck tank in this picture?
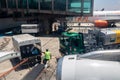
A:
[94,20,108,28]
[56,49,120,80]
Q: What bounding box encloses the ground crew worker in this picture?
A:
[43,49,51,65]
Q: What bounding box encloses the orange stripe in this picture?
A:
[0,58,28,78]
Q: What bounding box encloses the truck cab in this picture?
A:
[59,32,85,55]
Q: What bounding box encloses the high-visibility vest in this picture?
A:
[45,51,51,60]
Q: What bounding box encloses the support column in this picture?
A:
[43,18,55,34]
[44,19,50,34]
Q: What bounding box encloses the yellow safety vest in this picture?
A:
[45,51,51,60]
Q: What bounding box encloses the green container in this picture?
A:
[59,32,85,55]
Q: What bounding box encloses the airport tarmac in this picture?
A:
[0,35,61,80]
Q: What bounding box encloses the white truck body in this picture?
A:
[0,34,41,63]
[12,34,41,59]
[21,24,39,34]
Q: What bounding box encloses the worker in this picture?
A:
[43,49,51,65]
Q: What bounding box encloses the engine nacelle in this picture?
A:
[56,50,120,80]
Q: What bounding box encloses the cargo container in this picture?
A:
[12,34,41,62]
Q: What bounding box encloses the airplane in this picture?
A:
[56,49,120,80]
[75,10,120,22]
[75,10,120,27]
[89,10,120,22]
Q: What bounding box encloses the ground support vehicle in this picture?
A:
[59,32,85,55]
[21,24,40,35]
[0,34,42,67]
[59,27,120,55]
[12,34,42,65]
[12,24,40,36]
